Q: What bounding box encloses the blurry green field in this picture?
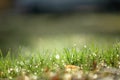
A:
[0,13,120,50]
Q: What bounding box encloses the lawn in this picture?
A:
[0,41,120,80]
[0,13,120,80]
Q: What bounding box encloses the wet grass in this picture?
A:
[0,42,120,79]
[0,13,120,79]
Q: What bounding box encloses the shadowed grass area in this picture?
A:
[1,13,120,49]
[0,42,120,79]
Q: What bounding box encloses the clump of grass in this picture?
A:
[0,42,120,79]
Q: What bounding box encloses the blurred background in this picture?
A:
[0,0,120,56]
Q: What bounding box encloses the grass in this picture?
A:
[0,42,120,79]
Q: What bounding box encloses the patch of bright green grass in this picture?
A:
[0,42,120,79]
